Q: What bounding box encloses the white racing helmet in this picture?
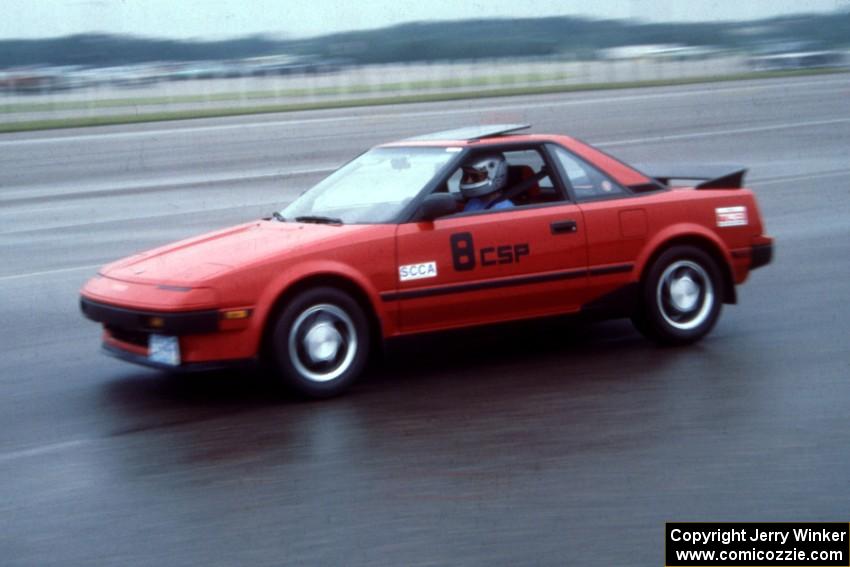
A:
[459,154,508,199]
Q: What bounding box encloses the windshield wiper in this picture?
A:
[272,211,287,222]
[295,215,343,225]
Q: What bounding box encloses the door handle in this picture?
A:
[550,220,578,234]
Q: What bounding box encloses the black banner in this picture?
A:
[666,523,849,566]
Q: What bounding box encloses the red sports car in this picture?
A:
[80,124,773,397]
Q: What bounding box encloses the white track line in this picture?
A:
[595,117,850,147]
[752,169,850,186]
[0,439,92,464]
[0,165,336,204]
[5,117,847,205]
[4,111,848,203]
[0,264,102,282]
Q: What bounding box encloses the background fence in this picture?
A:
[1,53,846,127]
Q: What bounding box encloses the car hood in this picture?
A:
[102,220,372,286]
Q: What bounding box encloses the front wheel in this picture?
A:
[270,287,370,398]
[632,246,723,345]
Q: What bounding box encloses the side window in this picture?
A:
[550,145,627,200]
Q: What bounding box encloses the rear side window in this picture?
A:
[550,144,627,200]
[502,149,554,189]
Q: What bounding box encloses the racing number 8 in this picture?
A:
[450,232,476,271]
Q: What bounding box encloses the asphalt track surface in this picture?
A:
[1,75,849,566]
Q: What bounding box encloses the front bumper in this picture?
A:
[102,342,256,373]
[80,297,219,335]
[81,296,258,367]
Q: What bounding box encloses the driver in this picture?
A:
[460,153,514,212]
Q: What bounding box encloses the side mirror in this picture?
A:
[418,193,459,221]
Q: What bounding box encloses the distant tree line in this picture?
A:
[0,35,284,67]
[1,12,848,68]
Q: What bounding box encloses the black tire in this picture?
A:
[269,287,370,398]
[631,245,723,345]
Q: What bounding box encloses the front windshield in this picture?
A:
[281,146,459,224]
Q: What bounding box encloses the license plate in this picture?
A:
[148,334,180,366]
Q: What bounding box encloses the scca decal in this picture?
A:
[399,261,438,281]
[450,232,530,271]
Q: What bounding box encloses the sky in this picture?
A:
[1,0,847,40]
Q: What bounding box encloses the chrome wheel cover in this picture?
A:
[288,304,357,383]
[656,260,714,331]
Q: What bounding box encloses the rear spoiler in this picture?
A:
[634,163,748,189]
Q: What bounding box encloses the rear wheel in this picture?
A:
[270,287,370,398]
[632,245,723,345]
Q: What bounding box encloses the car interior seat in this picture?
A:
[506,165,541,205]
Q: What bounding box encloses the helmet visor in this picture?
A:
[461,167,488,185]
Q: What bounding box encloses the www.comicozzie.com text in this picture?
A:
[670,527,848,546]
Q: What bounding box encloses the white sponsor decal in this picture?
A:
[716,206,748,227]
[399,261,438,281]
